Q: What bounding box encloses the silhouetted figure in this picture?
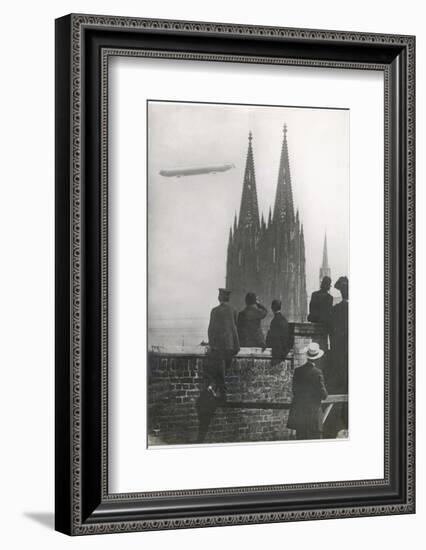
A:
[195,388,218,443]
[237,292,267,347]
[287,343,328,440]
[308,276,333,328]
[329,276,349,393]
[265,299,291,365]
[324,276,349,438]
[207,288,240,401]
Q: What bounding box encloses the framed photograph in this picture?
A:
[55,14,415,535]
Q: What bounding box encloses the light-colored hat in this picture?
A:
[304,342,324,361]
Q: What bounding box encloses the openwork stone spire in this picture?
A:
[238,132,260,232]
[273,124,295,224]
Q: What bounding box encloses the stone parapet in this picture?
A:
[148,322,329,445]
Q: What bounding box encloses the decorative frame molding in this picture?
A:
[55,14,415,535]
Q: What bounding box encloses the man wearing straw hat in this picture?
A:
[287,342,328,440]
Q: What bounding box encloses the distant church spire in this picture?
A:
[273,124,294,224]
[238,131,260,232]
[319,232,331,285]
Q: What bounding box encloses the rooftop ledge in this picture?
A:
[149,322,326,357]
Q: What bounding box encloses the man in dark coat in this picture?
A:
[308,276,333,329]
[207,288,240,399]
[323,276,349,438]
[328,276,349,394]
[265,299,291,364]
[287,343,328,440]
[237,292,267,347]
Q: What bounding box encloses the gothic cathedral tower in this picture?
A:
[226,132,260,309]
[226,126,308,322]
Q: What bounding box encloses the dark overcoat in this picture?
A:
[266,312,291,361]
[237,303,267,347]
[328,299,349,393]
[208,303,240,353]
[287,362,328,432]
[308,289,333,327]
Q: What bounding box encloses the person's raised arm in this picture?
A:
[254,301,268,319]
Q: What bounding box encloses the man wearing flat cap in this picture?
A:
[308,276,333,333]
[287,342,328,440]
[207,288,240,400]
[265,299,291,365]
[237,292,268,348]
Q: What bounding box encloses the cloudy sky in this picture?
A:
[148,101,349,321]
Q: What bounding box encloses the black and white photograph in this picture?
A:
[0,0,418,544]
[147,100,349,446]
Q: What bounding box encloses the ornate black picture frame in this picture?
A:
[55,14,415,535]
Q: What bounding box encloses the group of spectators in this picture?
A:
[205,276,349,440]
[300,275,349,438]
[207,289,291,399]
[308,275,349,399]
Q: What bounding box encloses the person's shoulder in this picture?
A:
[223,303,237,315]
[272,313,285,325]
[311,365,324,377]
[299,362,321,373]
[295,362,308,373]
[325,292,333,308]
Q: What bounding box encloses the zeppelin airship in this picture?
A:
[159,163,235,178]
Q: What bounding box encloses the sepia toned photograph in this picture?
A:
[147,100,349,447]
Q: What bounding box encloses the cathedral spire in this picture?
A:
[322,233,329,267]
[226,128,307,321]
[273,124,295,224]
[238,131,260,232]
[319,232,331,285]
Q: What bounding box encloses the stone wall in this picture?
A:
[148,323,328,445]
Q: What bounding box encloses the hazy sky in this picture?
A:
[148,101,349,321]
